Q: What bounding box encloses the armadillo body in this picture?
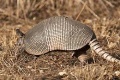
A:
[24,16,95,55]
[19,16,120,64]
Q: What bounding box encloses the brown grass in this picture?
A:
[0,0,120,80]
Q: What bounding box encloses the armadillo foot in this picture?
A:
[71,51,91,64]
[78,54,90,63]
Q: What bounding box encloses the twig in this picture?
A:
[0,8,33,25]
[104,0,114,8]
[75,1,87,20]
[80,1,100,20]
[99,0,110,14]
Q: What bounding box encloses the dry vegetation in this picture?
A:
[0,0,120,80]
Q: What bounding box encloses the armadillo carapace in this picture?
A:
[17,16,120,64]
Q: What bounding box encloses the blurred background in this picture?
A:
[0,0,120,24]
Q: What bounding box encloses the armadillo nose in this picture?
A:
[89,39,120,64]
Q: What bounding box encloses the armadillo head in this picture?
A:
[16,29,25,46]
[15,29,25,54]
[14,36,25,56]
[16,37,24,46]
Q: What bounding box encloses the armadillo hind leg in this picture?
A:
[73,45,91,63]
[72,51,90,63]
[89,39,120,64]
[78,54,91,63]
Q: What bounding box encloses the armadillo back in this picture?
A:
[24,16,95,55]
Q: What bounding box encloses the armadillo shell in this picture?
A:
[24,16,95,55]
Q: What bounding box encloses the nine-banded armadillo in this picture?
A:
[16,16,120,64]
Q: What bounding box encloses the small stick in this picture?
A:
[75,1,87,20]
[80,1,100,20]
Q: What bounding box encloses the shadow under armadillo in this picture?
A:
[16,43,94,65]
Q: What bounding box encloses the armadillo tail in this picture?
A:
[89,39,120,64]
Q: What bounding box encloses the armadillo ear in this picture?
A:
[16,29,25,37]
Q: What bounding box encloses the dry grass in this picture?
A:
[0,0,120,80]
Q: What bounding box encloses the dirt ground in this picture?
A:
[0,0,120,80]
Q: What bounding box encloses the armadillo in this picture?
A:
[16,16,120,64]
